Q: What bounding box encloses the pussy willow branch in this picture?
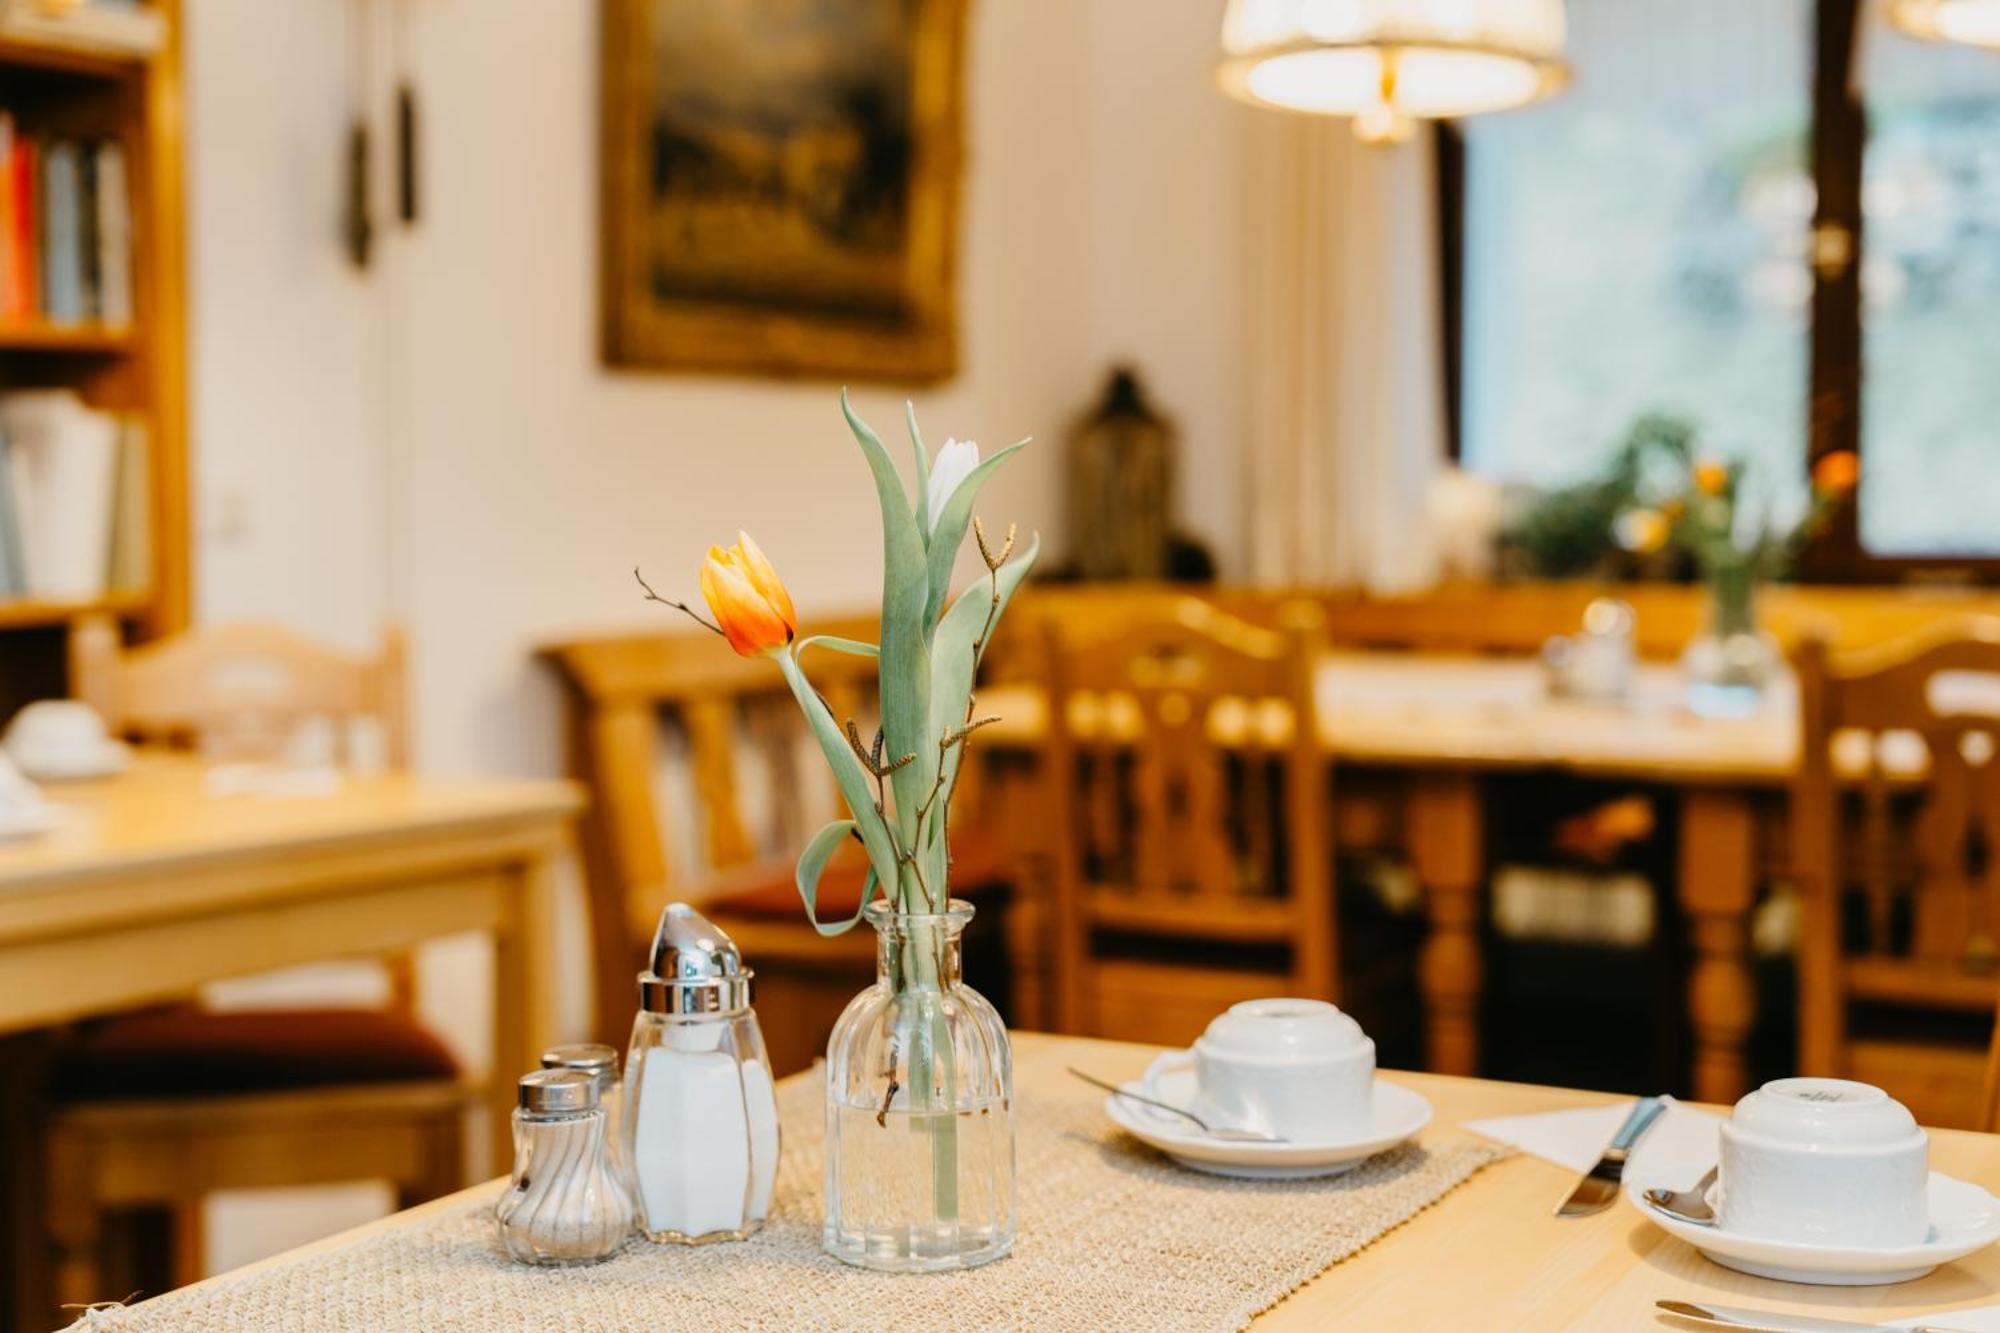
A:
[633,567,723,636]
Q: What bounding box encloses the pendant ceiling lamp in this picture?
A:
[1888,0,2000,49]
[1216,0,1570,144]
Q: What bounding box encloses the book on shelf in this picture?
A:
[0,388,149,603]
[0,2,167,60]
[0,114,133,330]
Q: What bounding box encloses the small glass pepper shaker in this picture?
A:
[495,1069,633,1264]
[624,903,780,1243]
[541,1043,631,1196]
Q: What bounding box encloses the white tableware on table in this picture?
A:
[1627,1166,2000,1286]
[1719,1078,1930,1250]
[1107,1048,1431,1179]
[2,699,127,781]
[1157,998,1376,1142]
[0,752,58,841]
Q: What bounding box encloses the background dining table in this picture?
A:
[979,652,1809,1103]
[0,755,582,1171]
[107,1031,2000,1330]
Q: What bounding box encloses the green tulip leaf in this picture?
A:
[794,819,880,936]
[907,400,930,553]
[841,390,933,878]
[794,634,879,660]
[925,531,1040,851]
[777,651,897,887]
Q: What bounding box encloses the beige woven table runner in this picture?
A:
[80,1073,1506,1332]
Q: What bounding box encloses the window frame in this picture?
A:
[1442,0,2000,585]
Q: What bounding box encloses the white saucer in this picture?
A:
[1625,1168,2000,1285]
[0,801,60,841]
[1102,1052,1433,1179]
[8,741,127,782]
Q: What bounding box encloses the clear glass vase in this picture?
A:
[1682,556,1781,719]
[823,899,1016,1272]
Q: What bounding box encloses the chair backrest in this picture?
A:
[542,615,882,1039]
[1794,618,2000,1082]
[1039,597,1333,1033]
[69,616,407,768]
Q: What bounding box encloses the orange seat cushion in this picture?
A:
[55,1007,461,1101]
[706,827,1011,921]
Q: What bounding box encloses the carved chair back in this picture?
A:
[1040,597,1334,1035]
[1795,620,2000,1118]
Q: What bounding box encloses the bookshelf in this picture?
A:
[0,0,186,720]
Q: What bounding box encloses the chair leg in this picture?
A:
[169,1202,206,1290]
[2,1034,55,1332]
[46,1130,107,1318]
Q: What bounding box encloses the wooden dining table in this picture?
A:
[0,755,582,1170]
[118,1031,2000,1330]
[978,651,1805,1104]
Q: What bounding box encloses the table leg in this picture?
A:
[1410,772,1484,1077]
[1679,788,1758,1104]
[492,846,561,1174]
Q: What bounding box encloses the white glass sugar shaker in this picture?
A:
[495,1069,634,1265]
[624,902,780,1244]
[541,1042,630,1196]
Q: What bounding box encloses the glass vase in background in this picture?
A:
[823,899,1015,1272]
[1682,555,1781,719]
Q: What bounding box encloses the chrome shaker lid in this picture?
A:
[638,902,754,1017]
[517,1068,598,1115]
[540,1043,621,1090]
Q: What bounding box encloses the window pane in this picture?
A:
[1461,0,1811,506]
[1857,27,2000,556]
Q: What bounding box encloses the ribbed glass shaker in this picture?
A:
[625,902,780,1243]
[541,1042,631,1197]
[495,1069,634,1264]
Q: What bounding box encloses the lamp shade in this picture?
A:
[1888,0,2000,48]
[1217,0,1569,141]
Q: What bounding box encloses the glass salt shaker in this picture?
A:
[624,902,780,1244]
[541,1043,631,1197]
[495,1069,633,1265]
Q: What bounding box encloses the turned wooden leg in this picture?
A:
[493,849,561,1176]
[46,1127,106,1317]
[1680,788,1758,1104]
[1410,772,1485,1077]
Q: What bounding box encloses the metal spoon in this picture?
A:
[1067,1067,1287,1143]
[1644,1165,1720,1226]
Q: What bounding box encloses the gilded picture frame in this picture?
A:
[600,0,967,382]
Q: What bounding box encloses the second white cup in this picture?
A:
[1718,1077,1930,1248]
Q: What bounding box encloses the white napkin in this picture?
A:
[1464,1096,1722,1185]
[1892,1310,2000,1331]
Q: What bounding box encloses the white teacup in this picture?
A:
[1718,1077,1929,1248]
[3,699,122,779]
[1147,998,1375,1141]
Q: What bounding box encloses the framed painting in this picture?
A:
[600,0,967,382]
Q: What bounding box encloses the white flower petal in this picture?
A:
[927,437,980,534]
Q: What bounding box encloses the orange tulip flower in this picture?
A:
[700,532,797,656]
[1812,450,1859,496]
[1693,459,1729,497]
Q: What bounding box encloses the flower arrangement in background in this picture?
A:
[1614,441,1859,580]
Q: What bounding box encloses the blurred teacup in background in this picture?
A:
[1718,1077,1929,1247]
[2,699,126,781]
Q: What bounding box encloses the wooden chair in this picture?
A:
[542,617,1016,1077]
[19,618,468,1320]
[1795,619,2000,1128]
[1039,597,1336,1045]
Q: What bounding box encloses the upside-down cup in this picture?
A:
[1718,1077,1929,1247]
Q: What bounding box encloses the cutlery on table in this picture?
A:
[1555,1094,1668,1217]
[1644,1164,1720,1225]
[1656,1298,1972,1332]
[1065,1067,1287,1143]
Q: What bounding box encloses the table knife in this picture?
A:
[1554,1094,1666,1217]
[1656,1298,1972,1332]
